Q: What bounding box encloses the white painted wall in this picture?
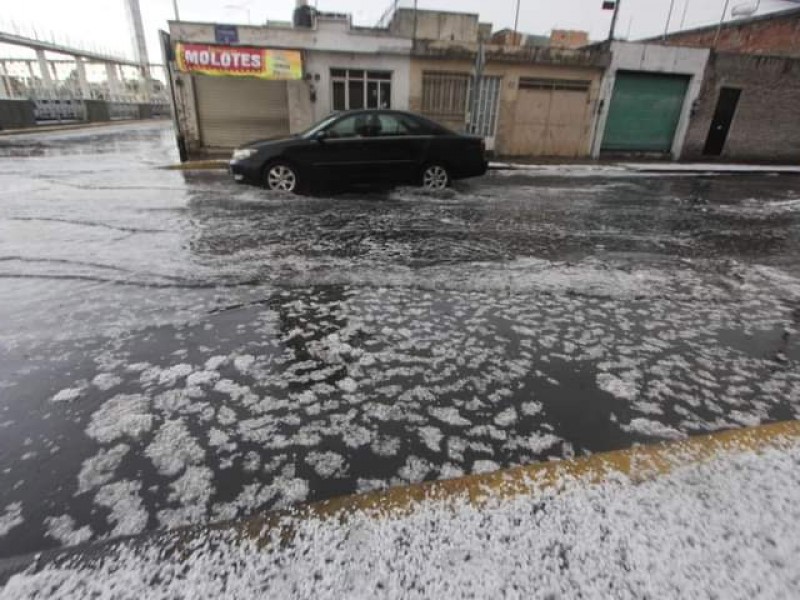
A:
[304,52,410,122]
[591,41,710,159]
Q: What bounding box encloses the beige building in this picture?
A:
[410,42,607,157]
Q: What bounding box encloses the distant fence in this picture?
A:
[34,97,84,121]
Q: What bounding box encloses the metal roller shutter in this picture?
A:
[194,76,290,149]
[601,72,689,153]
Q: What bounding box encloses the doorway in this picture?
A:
[703,87,741,156]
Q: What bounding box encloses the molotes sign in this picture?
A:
[175,43,302,80]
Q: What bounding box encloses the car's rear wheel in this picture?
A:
[421,164,450,191]
[263,162,299,193]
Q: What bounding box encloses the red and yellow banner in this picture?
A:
[175,43,303,80]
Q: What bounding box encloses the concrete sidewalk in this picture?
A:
[491,161,800,175]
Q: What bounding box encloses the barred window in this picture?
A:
[421,71,470,118]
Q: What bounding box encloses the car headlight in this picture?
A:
[231,148,256,161]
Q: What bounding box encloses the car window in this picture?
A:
[376,114,412,136]
[327,114,385,138]
[325,114,364,138]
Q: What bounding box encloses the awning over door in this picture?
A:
[601,72,689,153]
[194,76,290,149]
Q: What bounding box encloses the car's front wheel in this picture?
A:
[263,162,300,193]
[421,164,450,191]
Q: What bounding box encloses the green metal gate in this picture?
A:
[601,71,690,153]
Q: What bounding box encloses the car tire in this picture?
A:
[263,161,301,194]
[421,163,450,191]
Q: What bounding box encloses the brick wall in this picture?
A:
[663,10,800,58]
[682,53,800,162]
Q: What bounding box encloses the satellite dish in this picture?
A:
[731,1,759,17]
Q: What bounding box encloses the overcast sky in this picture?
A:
[1,0,798,62]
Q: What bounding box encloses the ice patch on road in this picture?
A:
[91,373,122,391]
[85,394,153,443]
[597,372,639,401]
[622,418,686,441]
[472,459,501,474]
[76,444,129,494]
[429,407,470,427]
[158,466,214,529]
[44,515,92,547]
[94,480,148,538]
[493,407,518,427]
[305,451,348,479]
[398,456,432,483]
[418,426,444,453]
[157,363,193,386]
[0,502,23,539]
[145,419,205,476]
[50,386,84,403]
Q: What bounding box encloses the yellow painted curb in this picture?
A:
[238,420,800,540]
[161,160,228,171]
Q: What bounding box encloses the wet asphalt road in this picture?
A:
[0,121,798,558]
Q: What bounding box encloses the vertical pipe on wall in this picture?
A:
[412,0,418,50]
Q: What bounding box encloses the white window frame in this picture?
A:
[330,69,392,111]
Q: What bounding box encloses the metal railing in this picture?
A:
[374,0,415,29]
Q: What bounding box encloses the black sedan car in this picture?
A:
[229,110,488,193]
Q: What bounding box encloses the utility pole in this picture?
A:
[608,0,622,41]
[513,0,521,45]
[412,0,418,50]
[172,0,181,21]
[663,0,676,40]
[714,0,731,47]
[679,0,691,30]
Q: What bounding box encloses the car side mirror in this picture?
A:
[313,130,328,142]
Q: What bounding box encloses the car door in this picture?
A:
[359,113,430,184]
[294,114,373,184]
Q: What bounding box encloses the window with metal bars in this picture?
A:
[421,71,470,118]
[518,77,591,91]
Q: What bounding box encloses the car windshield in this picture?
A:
[299,113,341,138]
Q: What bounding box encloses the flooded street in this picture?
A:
[0,121,798,558]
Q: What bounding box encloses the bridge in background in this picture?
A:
[0,29,169,128]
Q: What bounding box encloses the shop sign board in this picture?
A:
[175,43,302,80]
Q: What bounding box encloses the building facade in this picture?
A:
[659,8,800,58]
[681,52,800,162]
[591,42,710,159]
[164,4,797,163]
[410,42,606,157]
[167,14,411,155]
